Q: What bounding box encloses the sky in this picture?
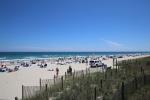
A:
[0,0,150,52]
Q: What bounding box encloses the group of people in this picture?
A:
[21,62,30,67]
[39,63,47,68]
[0,64,19,72]
[0,64,7,72]
[55,66,73,77]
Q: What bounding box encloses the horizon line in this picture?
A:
[0,51,150,53]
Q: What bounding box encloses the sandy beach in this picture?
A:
[0,54,149,100]
[1,0,150,99]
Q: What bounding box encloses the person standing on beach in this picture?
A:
[56,67,59,77]
[69,66,72,75]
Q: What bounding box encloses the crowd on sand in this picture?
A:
[0,54,144,73]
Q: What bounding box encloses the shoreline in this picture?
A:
[0,54,150,100]
[0,52,149,61]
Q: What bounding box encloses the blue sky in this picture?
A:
[0,0,150,52]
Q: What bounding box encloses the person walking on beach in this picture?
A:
[56,67,59,77]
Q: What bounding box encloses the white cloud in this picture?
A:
[101,39,122,47]
[100,39,131,51]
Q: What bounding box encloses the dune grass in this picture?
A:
[24,57,150,100]
[128,85,150,100]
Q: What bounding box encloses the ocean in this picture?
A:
[0,52,149,61]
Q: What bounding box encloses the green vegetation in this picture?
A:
[128,85,150,100]
[24,57,150,100]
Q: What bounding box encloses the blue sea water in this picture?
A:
[0,52,149,61]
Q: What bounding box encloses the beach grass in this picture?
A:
[24,57,150,100]
[128,85,150,100]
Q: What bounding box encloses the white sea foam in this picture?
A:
[0,57,6,60]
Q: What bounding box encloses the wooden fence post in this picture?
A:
[116,58,118,68]
[73,70,75,78]
[113,58,114,69]
[54,75,56,85]
[72,73,75,86]
[111,69,112,77]
[45,84,48,100]
[73,71,75,81]
[121,82,125,100]
[39,78,42,90]
[65,72,67,80]
[135,76,138,90]
[82,70,84,78]
[105,72,107,79]
[22,85,24,100]
[74,70,75,77]
[100,79,103,88]
[116,58,118,73]
[86,68,87,75]
[143,73,146,85]
[89,69,90,76]
[140,67,143,73]
[15,97,18,100]
[118,64,120,71]
[94,87,97,100]
[61,76,64,90]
